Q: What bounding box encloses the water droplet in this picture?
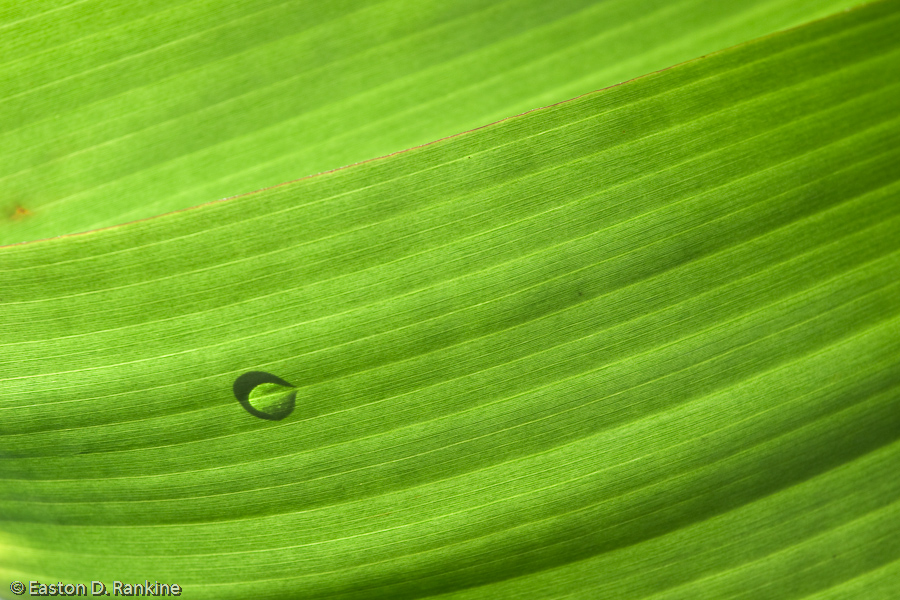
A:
[233,371,296,421]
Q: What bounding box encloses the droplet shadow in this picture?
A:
[233,371,296,421]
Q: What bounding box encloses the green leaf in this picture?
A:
[0,0,860,244]
[2,1,899,599]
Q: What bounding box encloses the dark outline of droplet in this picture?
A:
[233,371,296,421]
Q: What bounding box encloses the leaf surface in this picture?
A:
[0,0,860,244]
[1,1,899,599]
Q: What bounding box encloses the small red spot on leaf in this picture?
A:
[10,205,31,220]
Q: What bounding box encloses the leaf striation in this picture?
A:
[1,1,899,599]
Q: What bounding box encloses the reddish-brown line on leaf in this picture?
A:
[0,0,880,249]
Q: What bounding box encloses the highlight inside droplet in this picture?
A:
[233,371,296,421]
[248,382,294,415]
